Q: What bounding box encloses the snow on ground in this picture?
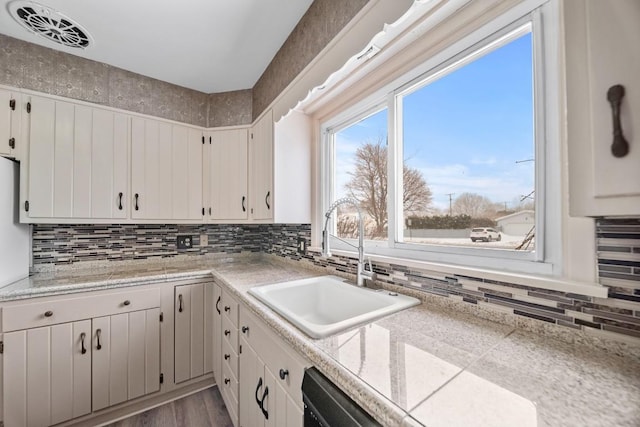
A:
[403,234,534,250]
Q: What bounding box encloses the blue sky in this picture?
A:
[335,31,534,213]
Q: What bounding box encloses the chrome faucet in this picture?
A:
[322,197,377,287]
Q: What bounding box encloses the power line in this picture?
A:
[445,193,455,216]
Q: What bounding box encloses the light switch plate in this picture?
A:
[200,234,208,246]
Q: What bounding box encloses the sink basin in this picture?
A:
[248,275,420,338]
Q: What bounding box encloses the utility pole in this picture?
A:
[445,193,455,216]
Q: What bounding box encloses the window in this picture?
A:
[321,2,560,275]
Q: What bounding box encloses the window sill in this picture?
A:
[309,247,608,298]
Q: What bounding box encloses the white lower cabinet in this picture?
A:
[92,309,161,411]
[2,308,161,427]
[237,305,306,427]
[174,282,214,384]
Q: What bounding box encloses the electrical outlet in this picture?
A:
[200,234,208,246]
[177,235,193,250]
[297,237,307,254]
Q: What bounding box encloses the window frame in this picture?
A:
[319,0,561,276]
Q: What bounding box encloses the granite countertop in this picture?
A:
[1,254,639,426]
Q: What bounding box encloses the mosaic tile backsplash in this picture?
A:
[33,219,640,344]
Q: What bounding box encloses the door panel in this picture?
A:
[28,96,56,217]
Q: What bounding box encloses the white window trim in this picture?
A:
[318,0,564,277]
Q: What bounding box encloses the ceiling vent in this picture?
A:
[8,1,92,49]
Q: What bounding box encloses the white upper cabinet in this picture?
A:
[249,110,274,220]
[131,117,203,221]
[565,0,640,216]
[24,96,129,220]
[205,128,248,221]
[0,88,22,159]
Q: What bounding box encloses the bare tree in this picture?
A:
[344,138,432,237]
[452,192,497,218]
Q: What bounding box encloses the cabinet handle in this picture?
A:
[224,329,230,336]
[216,296,221,314]
[241,326,249,334]
[279,369,289,380]
[209,207,212,215]
[123,300,130,306]
[255,377,263,408]
[260,386,269,420]
[224,353,230,360]
[118,192,123,210]
[265,191,270,210]
[134,193,139,210]
[80,332,87,354]
[178,294,183,312]
[607,85,630,158]
[44,310,53,317]
[224,305,230,313]
[96,329,102,350]
[242,196,246,212]
[9,99,16,110]
[224,378,230,385]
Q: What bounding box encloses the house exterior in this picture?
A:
[496,210,535,236]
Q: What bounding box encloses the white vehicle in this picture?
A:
[470,227,501,242]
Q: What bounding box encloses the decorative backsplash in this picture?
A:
[33,219,640,344]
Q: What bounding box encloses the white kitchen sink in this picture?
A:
[248,275,420,338]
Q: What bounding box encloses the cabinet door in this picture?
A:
[3,320,91,427]
[266,366,303,427]
[0,88,21,158]
[92,308,160,411]
[26,96,129,219]
[172,125,203,220]
[239,337,266,427]
[250,110,273,220]
[212,283,222,383]
[174,283,210,383]
[209,128,248,220]
[566,0,640,216]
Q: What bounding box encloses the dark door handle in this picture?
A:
[265,191,270,210]
[224,305,230,313]
[216,296,221,314]
[255,377,263,408]
[260,386,269,419]
[44,310,53,317]
[123,300,130,306]
[178,294,183,312]
[224,354,230,360]
[242,196,246,212]
[607,84,629,157]
[224,378,230,385]
[241,326,249,334]
[118,192,123,210]
[279,369,289,380]
[134,193,139,210]
[96,329,102,350]
[224,329,230,336]
[9,99,16,110]
[80,332,87,354]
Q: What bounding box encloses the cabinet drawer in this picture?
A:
[222,336,239,380]
[239,306,308,407]
[222,314,238,352]
[221,289,238,327]
[220,359,239,427]
[2,288,160,332]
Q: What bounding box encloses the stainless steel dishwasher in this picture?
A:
[302,367,381,427]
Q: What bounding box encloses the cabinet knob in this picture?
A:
[44,310,53,317]
[224,354,230,360]
[123,300,131,306]
[242,326,249,334]
[224,378,230,385]
[224,329,230,336]
[279,369,289,380]
[224,305,230,312]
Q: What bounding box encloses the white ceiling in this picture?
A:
[0,0,314,93]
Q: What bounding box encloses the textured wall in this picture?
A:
[208,90,252,127]
[32,219,640,345]
[252,0,369,120]
[0,34,254,127]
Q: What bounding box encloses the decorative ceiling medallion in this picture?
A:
[8,1,92,49]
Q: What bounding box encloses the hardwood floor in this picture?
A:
[105,387,233,427]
